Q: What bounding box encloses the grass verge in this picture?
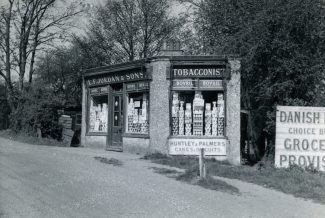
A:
[143,153,325,204]
[0,129,64,147]
[151,166,239,194]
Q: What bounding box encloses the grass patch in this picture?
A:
[94,157,123,166]
[0,129,65,147]
[151,166,239,194]
[144,153,325,203]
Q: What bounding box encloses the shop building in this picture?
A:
[81,51,241,165]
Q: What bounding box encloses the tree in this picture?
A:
[0,0,82,111]
[76,0,183,64]
[186,0,325,158]
[35,44,85,108]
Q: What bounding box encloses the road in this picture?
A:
[0,137,324,218]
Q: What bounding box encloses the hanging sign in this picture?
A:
[275,106,325,171]
[172,68,225,79]
[168,138,227,156]
[86,71,150,87]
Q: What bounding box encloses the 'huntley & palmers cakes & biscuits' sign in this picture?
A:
[275,106,325,171]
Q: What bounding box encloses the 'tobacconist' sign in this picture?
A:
[168,138,227,156]
[172,68,225,78]
[275,106,325,171]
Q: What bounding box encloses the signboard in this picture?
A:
[172,68,225,79]
[126,81,150,91]
[275,106,325,171]
[86,71,150,87]
[168,138,227,156]
[90,86,108,94]
[172,80,196,89]
[199,80,223,90]
[172,79,223,90]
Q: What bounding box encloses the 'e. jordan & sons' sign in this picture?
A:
[275,106,325,171]
[86,71,150,86]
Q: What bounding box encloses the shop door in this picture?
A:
[108,93,123,150]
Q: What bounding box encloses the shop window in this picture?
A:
[171,79,225,137]
[88,87,108,133]
[125,82,149,135]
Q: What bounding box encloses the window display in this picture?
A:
[171,90,225,137]
[126,92,149,134]
[88,95,108,132]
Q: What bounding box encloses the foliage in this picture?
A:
[9,82,65,140]
[75,0,184,65]
[0,83,10,129]
[35,44,85,107]
[0,129,65,146]
[188,0,325,156]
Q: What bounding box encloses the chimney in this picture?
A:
[158,39,183,56]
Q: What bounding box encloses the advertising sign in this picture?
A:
[172,79,196,89]
[172,68,225,79]
[199,80,223,90]
[86,71,150,86]
[168,138,227,156]
[275,106,325,171]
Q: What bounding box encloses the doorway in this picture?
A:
[107,84,123,151]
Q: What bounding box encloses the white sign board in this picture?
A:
[168,138,227,156]
[275,106,325,171]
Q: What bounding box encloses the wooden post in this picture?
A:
[199,148,206,179]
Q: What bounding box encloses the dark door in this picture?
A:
[108,93,123,150]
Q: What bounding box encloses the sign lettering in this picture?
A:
[168,138,227,156]
[172,80,195,89]
[86,71,149,86]
[173,68,225,78]
[275,106,325,171]
[199,80,223,90]
[90,86,108,94]
[126,81,149,91]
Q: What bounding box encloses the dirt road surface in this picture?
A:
[0,137,324,218]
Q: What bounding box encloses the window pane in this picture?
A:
[89,94,108,132]
[126,92,149,134]
[114,96,119,111]
[171,90,225,136]
[114,112,120,126]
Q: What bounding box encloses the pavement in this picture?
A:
[0,136,324,218]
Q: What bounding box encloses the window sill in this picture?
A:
[122,133,150,139]
[86,132,108,136]
[168,135,227,139]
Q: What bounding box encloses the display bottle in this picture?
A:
[185,103,192,136]
[212,101,218,136]
[172,92,179,135]
[217,93,225,136]
[192,92,204,136]
[178,101,185,135]
[205,103,212,136]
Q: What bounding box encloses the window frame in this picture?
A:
[169,78,227,138]
[122,82,150,138]
[86,85,109,136]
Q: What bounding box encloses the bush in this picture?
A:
[9,82,65,140]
